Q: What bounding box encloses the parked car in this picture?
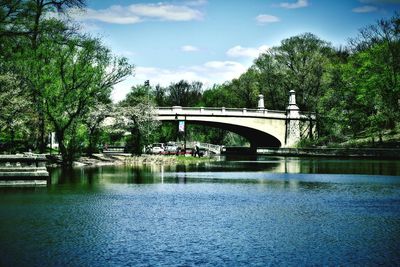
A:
[149,143,164,154]
[164,142,180,154]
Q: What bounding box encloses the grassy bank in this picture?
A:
[298,127,400,149]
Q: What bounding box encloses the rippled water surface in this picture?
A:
[1,156,400,266]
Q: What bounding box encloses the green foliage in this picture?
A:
[0,1,133,164]
[318,13,400,146]
[154,80,203,107]
[1,1,399,155]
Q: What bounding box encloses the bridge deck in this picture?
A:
[157,106,314,120]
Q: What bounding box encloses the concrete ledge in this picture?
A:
[0,180,47,186]
[0,167,48,172]
[0,171,49,177]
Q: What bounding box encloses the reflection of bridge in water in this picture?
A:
[156,90,316,149]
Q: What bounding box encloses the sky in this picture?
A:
[68,0,400,101]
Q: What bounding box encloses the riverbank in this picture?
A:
[70,154,218,167]
[257,147,400,159]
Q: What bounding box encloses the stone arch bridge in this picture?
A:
[156,91,316,148]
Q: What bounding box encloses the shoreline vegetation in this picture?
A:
[67,154,219,168]
[67,145,400,168]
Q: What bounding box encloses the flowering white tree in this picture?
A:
[83,102,113,155]
[117,102,160,154]
[117,85,160,154]
[0,73,33,152]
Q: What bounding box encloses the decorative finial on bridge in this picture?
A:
[258,94,265,109]
[287,90,299,111]
[286,90,300,147]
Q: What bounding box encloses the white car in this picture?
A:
[164,142,179,154]
[150,143,164,154]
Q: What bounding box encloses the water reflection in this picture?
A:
[43,156,400,190]
[223,156,400,176]
[1,157,400,266]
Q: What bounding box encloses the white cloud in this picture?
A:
[255,14,280,24]
[279,0,309,9]
[78,22,101,32]
[185,0,208,6]
[181,45,199,52]
[360,0,400,3]
[226,45,270,58]
[352,5,379,12]
[70,3,203,24]
[111,61,247,102]
[128,4,202,21]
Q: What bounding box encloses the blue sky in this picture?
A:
[69,0,400,101]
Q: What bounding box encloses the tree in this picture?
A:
[263,33,332,112]
[253,53,286,110]
[0,0,86,152]
[41,35,132,165]
[153,84,167,106]
[318,13,400,145]
[118,85,159,154]
[201,84,231,107]
[167,80,202,106]
[0,72,34,152]
[349,13,400,131]
[230,69,259,108]
[83,102,113,156]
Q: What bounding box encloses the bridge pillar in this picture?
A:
[285,90,300,147]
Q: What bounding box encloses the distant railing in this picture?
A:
[102,146,126,154]
[184,141,222,154]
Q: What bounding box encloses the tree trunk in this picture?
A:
[10,127,15,154]
[87,128,96,156]
[38,110,46,153]
[56,130,73,167]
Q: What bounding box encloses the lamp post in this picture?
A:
[184,115,187,152]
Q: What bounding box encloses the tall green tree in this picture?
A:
[350,13,400,131]
[319,13,400,145]
[42,34,131,165]
[167,80,202,106]
[254,33,332,112]
[253,53,286,110]
[0,0,86,152]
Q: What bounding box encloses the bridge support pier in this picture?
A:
[285,90,301,147]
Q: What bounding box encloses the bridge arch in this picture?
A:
[159,118,282,148]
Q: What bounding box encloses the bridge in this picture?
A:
[156,90,316,148]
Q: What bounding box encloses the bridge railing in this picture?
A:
[157,106,288,118]
[185,141,222,154]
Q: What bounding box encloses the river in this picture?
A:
[1,156,399,266]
